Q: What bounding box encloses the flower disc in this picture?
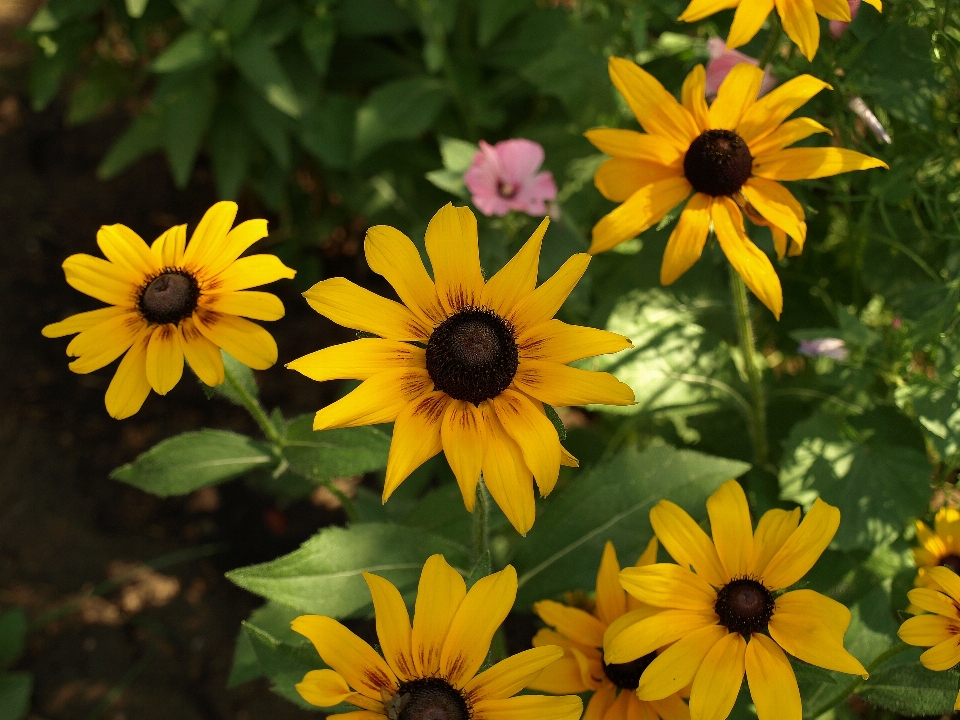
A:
[714,577,774,636]
[602,653,657,690]
[138,270,200,325]
[683,129,753,197]
[395,678,470,720]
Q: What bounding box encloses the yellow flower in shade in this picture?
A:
[288,203,635,534]
[529,540,692,720]
[291,554,583,720]
[42,202,295,419]
[606,480,868,720]
[587,58,888,318]
[898,566,960,712]
[678,0,882,62]
[912,507,960,585]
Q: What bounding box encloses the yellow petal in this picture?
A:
[295,669,354,707]
[145,324,184,395]
[365,225,445,327]
[97,224,160,279]
[589,177,693,255]
[712,197,783,320]
[707,480,754,580]
[752,147,888,181]
[519,319,632,365]
[660,194,712,285]
[43,306,130,338]
[440,400,487,512]
[302,278,430,342]
[383,391,447,501]
[603,606,660,648]
[637,536,659,567]
[492,389,561,497]
[312,368,433,431]
[649,499,727,587]
[708,64,766,130]
[682,65,710,132]
[65,312,145,374]
[180,317,224,387]
[812,0,851,21]
[412,554,467,678]
[362,572,416,680]
[291,615,397,699]
[898,615,959,648]
[747,117,832,158]
[205,255,296,293]
[619,564,717,611]
[741,178,806,247]
[510,254,590,331]
[775,0,820,61]
[481,405,537,535]
[636,624,726,701]
[425,203,484,314]
[513,361,634,408]
[288,339,424,383]
[585,129,685,166]
[862,0,881,8]
[193,309,277,370]
[328,712,384,720]
[607,57,700,153]
[920,636,960,671]
[905,588,960,619]
[774,589,852,640]
[534,600,607,648]
[104,327,153,419]
[201,218,269,280]
[678,0,740,22]
[926,567,960,603]
[595,158,685,203]
[750,508,801,577]
[727,0,776,49]
[738,75,833,145]
[526,654,593,694]
[762,498,839,589]
[604,609,718,664]
[595,541,626,627]
[181,201,238,269]
[745,634,801,720]
[689,631,746,720]
[767,614,866,676]
[473,695,582,720]
[200,290,285,321]
[464,646,564,703]
[62,254,139,307]
[649,694,694,720]
[440,565,518,688]
[481,219,548,319]
[151,224,186,268]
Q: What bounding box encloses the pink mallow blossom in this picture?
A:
[464,139,557,217]
[830,0,860,39]
[706,39,777,98]
[798,338,850,361]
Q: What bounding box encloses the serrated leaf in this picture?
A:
[152,29,216,73]
[97,110,164,179]
[512,446,749,608]
[243,623,324,709]
[226,523,470,616]
[111,430,273,496]
[232,32,302,118]
[0,673,31,720]
[282,417,390,483]
[0,610,27,670]
[354,76,447,160]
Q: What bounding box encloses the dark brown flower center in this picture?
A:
[426,308,518,406]
[683,129,753,196]
[395,678,469,720]
[714,577,774,636]
[940,555,960,574]
[603,652,657,690]
[138,270,200,325]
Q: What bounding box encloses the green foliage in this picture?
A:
[860,648,960,716]
[0,609,30,720]
[281,416,391,482]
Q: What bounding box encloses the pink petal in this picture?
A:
[495,138,546,186]
[510,171,557,216]
[830,0,859,38]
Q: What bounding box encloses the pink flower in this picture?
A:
[830,0,860,39]
[705,38,777,98]
[464,139,557,217]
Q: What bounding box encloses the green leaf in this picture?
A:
[200,350,259,404]
[354,76,448,160]
[124,0,149,18]
[219,0,260,37]
[543,405,566,442]
[243,623,323,709]
[162,71,216,188]
[152,29,217,73]
[282,416,391,482]
[860,647,959,716]
[226,522,470,616]
[425,169,468,198]
[896,379,960,460]
[520,29,613,120]
[172,0,227,26]
[229,600,307,688]
[237,85,291,168]
[0,673,32,720]
[478,0,532,47]
[512,445,749,608]
[0,610,27,670]
[438,136,478,172]
[67,62,125,125]
[29,52,65,112]
[111,430,273,496]
[299,93,357,169]
[209,107,252,200]
[232,32,302,118]
[334,0,416,37]
[779,409,930,550]
[301,15,335,76]
[97,110,164,179]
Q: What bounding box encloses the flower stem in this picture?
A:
[223,363,283,446]
[804,643,911,719]
[756,16,783,69]
[473,477,491,566]
[730,271,770,469]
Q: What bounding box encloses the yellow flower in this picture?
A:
[288,203,635,534]
[898,566,960,712]
[42,201,295,419]
[292,554,583,720]
[678,0,882,62]
[529,540,692,720]
[913,507,960,580]
[607,480,867,720]
[587,58,888,318]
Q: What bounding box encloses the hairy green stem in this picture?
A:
[224,363,282,445]
[756,16,783,69]
[473,477,491,565]
[730,271,770,469]
[804,643,911,719]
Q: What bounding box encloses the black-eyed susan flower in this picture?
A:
[529,540,691,720]
[42,201,294,419]
[292,554,583,720]
[898,565,960,712]
[913,507,960,579]
[288,203,635,534]
[606,480,867,720]
[678,0,882,61]
[587,58,888,318]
